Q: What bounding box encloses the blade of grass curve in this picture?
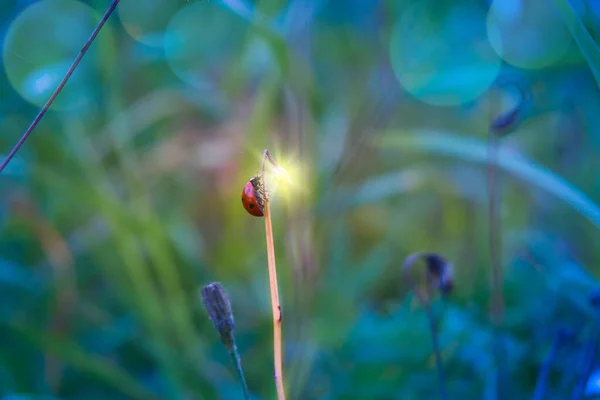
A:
[103,77,201,366]
[553,0,600,87]
[218,0,279,35]
[534,331,567,400]
[316,166,430,214]
[10,322,158,400]
[96,86,198,161]
[58,117,188,398]
[378,130,600,230]
[216,0,295,77]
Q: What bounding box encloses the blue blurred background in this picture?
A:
[2,0,600,399]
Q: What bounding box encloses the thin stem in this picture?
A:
[403,253,447,400]
[571,323,600,399]
[533,335,562,400]
[0,0,121,174]
[261,149,278,175]
[261,148,286,399]
[229,344,251,400]
[488,88,506,400]
[264,198,286,400]
[421,290,447,400]
[488,95,505,326]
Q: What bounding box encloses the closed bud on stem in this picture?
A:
[402,251,451,400]
[423,253,454,295]
[200,282,251,399]
[201,282,235,350]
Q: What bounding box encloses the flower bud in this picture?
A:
[423,253,454,295]
[201,282,235,349]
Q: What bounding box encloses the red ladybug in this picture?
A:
[241,175,265,217]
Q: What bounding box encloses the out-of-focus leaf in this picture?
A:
[10,323,159,400]
[164,212,205,263]
[553,0,600,86]
[0,260,43,291]
[318,104,350,177]
[318,166,430,214]
[378,130,600,229]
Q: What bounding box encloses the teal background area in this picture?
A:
[1,0,600,399]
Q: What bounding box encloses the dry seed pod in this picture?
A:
[423,253,454,295]
[201,282,235,349]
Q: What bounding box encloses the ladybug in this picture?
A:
[241,175,265,217]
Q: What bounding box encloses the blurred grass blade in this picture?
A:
[10,323,158,400]
[553,0,600,86]
[218,0,278,34]
[379,130,600,229]
[320,167,428,212]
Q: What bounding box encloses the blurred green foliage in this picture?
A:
[2,0,600,399]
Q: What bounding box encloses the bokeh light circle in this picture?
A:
[3,0,114,110]
[486,0,572,69]
[389,3,503,107]
[117,0,182,47]
[164,1,249,90]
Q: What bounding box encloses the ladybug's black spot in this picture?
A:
[249,204,255,209]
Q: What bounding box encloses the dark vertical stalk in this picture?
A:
[488,87,506,400]
[0,0,121,173]
[424,298,447,400]
[570,336,599,399]
[403,252,453,400]
[229,343,251,400]
[571,292,600,399]
[534,329,574,400]
[533,340,560,400]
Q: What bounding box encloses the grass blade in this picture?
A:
[379,130,600,229]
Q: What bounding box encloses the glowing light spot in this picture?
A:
[258,150,305,203]
[274,165,292,185]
